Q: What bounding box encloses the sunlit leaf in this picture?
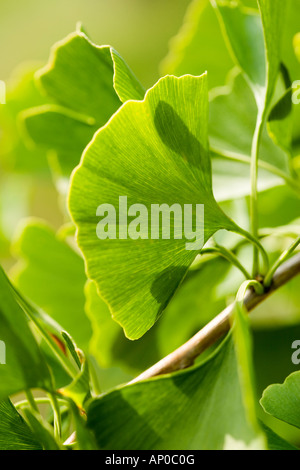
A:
[22,408,61,450]
[261,371,300,429]
[87,332,264,450]
[85,258,228,372]
[0,266,52,399]
[267,64,293,155]
[68,398,98,450]
[11,219,92,350]
[69,73,241,339]
[0,399,42,450]
[161,0,234,89]
[209,69,292,191]
[212,0,286,111]
[0,64,48,173]
[21,29,145,179]
[59,356,91,408]
[261,423,298,450]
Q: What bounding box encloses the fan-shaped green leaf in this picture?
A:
[87,332,265,450]
[11,219,92,351]
[85,258,228,372]
[21,29,145,179]
[210,69,292,179]
[0,266,52,399]
[0,399,42,450]
[22,408,61,450]
[261,371,300,429]
[161,0,234,89]
[212,0,286,111]
[69,73,241,339]
[0,65,48,173]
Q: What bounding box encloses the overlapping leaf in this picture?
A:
[211,0,285,111]
[0,65,48,173]
[261,372,300,429]
[87,329,265,450]
[11,219,92,350]
[162,0,299,199]
[69,73,242,339]
[21,28,145,181]
[22,408,61,450]
[209,70,293,194]
[86,258,228,371]
[0,399,42,450]
[59,354,91,408]
[161,0,234,89]
[0,266,52,399]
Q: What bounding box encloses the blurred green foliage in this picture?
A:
[0,0,300,450]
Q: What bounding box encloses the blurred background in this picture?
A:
[0,0,190,86]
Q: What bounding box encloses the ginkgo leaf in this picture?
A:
[21,105,98,176]
[36,29,144,112]
[209,69,292,177]
[261,423,298,451]
[211,0,286,111]
[21,29,145,179]
[69,73,243,339]
[68,398,98,450]
[11,219,92,351]
[0,266,52,399]
[22,408,61,450]
[59,355,91,408]
[161,0,234,89]
[0,64,48,173]
[0,399,42,450]
[278,0,300,154]
[162,0,299,193]
[260,371,300,429]
[267,64,293,156]
[85,258,228,372]
[87,332,265,450]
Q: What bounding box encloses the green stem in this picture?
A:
[49,393,62,440]
[201,246,251,279]
[264,237,300,287]
[231,226,269,276]
[259,227,300,239]
[15,397,66,410]
[250,112,266,276]
[236,279,265,304]
[233,279,265,437]
[25,389,39,414]
[212,148,300,195]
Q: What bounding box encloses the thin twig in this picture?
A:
[130,252,300,383]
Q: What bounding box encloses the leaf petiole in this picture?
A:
[250,111,266,277]
[201,245,251,279]
[25,389,39,414]
[264,237,300,287]
[231,226,269,276]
